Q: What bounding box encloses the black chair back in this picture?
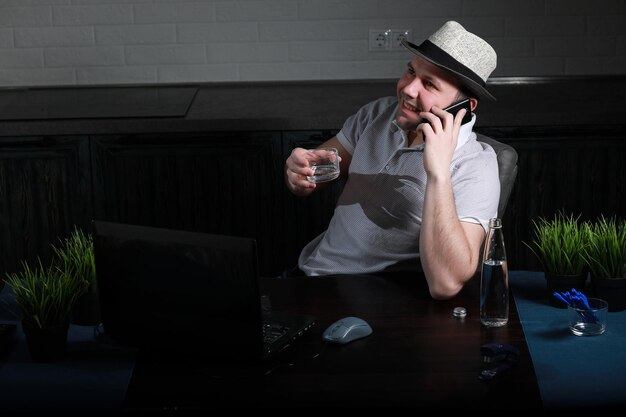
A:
[478,135,518,218]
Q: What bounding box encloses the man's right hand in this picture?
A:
[285,147,318,196]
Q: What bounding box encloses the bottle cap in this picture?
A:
[489,218,502,228]
[453,306,467,318]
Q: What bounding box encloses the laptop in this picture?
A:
[91,220,315,363]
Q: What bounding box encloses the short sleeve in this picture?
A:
[337,97,397,156]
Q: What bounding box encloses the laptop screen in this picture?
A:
[92,221,264,362]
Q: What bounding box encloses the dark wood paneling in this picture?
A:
[0,136,92,277]
[477,125,626,270]
[278,130,345,271]
[1,126,623,281]
[91,132,282,276]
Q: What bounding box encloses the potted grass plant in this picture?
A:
[584,216,626,312]
[5,259,88,362]
[524,212,589,307]
[51,226,99,325]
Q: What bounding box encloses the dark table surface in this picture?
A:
[5,271,625,411]
[123,272,542,410]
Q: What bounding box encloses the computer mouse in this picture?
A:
[321,316,372,345]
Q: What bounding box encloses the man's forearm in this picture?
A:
[419,176,479,299]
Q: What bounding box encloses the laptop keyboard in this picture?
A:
[262,322,290,348]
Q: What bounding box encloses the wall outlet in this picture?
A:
[390,29,413,51]
[369,29,390,51]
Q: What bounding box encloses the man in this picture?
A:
[284,21,500,300]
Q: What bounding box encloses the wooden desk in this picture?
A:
[124,273,542,410]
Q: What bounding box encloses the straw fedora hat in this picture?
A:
[401,21,497,101]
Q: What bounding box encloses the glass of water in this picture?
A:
[306,147,340,183]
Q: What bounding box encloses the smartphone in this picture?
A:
[418,97,472,126]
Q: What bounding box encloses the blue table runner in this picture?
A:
[510,271,626,409]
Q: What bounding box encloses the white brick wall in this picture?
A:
[0,0,624,87]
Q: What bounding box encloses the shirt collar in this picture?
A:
[456,113,476,150]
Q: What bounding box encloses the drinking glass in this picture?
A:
[568,298,608,336]
[306,148,340,183]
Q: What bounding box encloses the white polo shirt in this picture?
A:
[299,96,500,276]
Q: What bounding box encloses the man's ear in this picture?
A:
[469,97,478,111]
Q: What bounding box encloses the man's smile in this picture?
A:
[403,101,418,112]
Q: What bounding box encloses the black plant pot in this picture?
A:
[591,276,626,312]
[545,271,588,308]
[22,320,70,363]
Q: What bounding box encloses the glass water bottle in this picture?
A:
[480,218,509,327]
